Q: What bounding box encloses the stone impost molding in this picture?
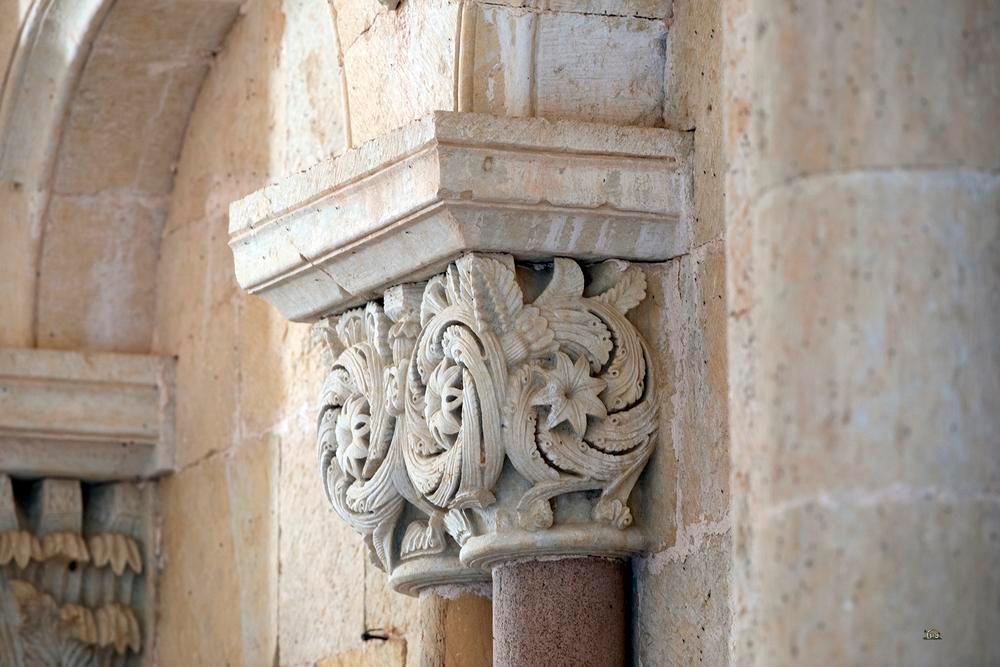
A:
[229,111,692,322]
[229,111,689,594]
[0,348,176,480]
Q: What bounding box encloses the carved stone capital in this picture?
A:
[230,111,686,595]
[316,253,656,593]
[0,476,153,665]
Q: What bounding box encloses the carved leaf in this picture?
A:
[457,254,523,336]
[595,264,647,315]
[336,308,367,347]
[365,303,393,362]
[534,257,585,305]
[420,275,450,326]
[400,520,445,559]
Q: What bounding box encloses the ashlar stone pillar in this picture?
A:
[230,111,692,665]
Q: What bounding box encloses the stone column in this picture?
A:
[727,1,1000,664]
[493,558,626,667]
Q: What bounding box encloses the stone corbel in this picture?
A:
[230,111,690,605]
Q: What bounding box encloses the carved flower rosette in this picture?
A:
[316,254,657,581]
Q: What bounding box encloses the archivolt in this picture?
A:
[0,0,241,351]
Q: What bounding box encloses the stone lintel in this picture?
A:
[0,348,176,480]
[229,111,692,322]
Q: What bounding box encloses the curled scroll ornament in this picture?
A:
[316,254,657,570]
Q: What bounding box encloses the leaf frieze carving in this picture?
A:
[316,253,659,581]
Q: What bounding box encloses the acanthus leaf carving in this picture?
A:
[316,253,659,583]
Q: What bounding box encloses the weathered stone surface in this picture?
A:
[751,0,1000,196]
[36,192,167,352]
[747,173,1000,505]
[634,533,730,667]
[342,0,459,146]
[172,294,239,468]
[663,0,725,247]
[230,111,692,321]
[533,13,665,126]
[278,0,349,173]
[157,438,278,666]
[469,6,666,126]
[315,638,406,667]
[725,0,1000,661]
[753,499,998,666]
[0,0,241,353]
[0,348,175,479]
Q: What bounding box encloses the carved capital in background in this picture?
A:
[0,476,153,665]
[316,253,656,592]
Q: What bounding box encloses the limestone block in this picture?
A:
[675,243,728,528]
[152,221,211,353]
[343,0,460,146]
[316,638,407,667]
[363,558,420,646]
[173,294,239,468]
[634,533,730,666]
[412,592,492,667]
[662,0,725,246]
[468,6,665,126]
[52,55,208,196]
[0,348,176,480]
[157,439,277,666]
[278,0,349,174]
[278,425,366,664]
[748,172,1000,506]
[533,13,665,126]
[752,499,999,665]
[751,0,1000,195]
[330,0,381,50]
[0,0,113,187]
[230,111,692,321]
[93,0,239,59]
[631,250,731,549]
[163,0,280,233]
[36,192,167,353]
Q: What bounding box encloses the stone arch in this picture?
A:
[0,0,242,351]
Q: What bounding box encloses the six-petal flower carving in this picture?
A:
[532,352,608,437]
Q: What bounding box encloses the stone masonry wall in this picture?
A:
[151,0,727,664]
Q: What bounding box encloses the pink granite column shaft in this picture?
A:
[492,557,626,667]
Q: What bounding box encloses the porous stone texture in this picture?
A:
[724,0,1000,664]
[629,0,731,664]
[416,592,493,667]
[493,558,625,667]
